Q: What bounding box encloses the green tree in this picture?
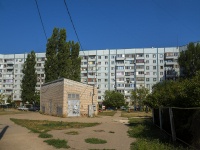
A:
[70,41,81,82]
[0,93,5,104]
[21,51,37,105]
[131,86,149,110]
[57,29,71,78]
[178,42,200,78]
[103,90,126,108]
[45,28,59,82]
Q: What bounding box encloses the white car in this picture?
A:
[17,106,28,111]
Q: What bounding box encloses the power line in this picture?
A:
[35,0,48,41]
[63,0,84,51]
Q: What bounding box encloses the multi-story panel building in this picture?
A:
[0,46,182,104]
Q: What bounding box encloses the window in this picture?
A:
[105,62,108,65]
[98,62,101,65]
[146,54,149,58]
[146,78,149,81]
[105,84,107,88]
[98,96,101,99]
[136,59,144,63]
[98,67,101,71]
[146,72,150,75]
[153,60,156,63]
[153,72,157,75]
[98,56,101,59]
[153,54,156,58]
[98,73,101,76]
[98,90,101,93]
[160,72,163,75]
[138,71,144,75]
[153,66,156,70]
[160,66,163,69]
[153,78,157,81]
[105,79,108,82]
[174,53,178,56]
[98,79,101,82]
[160,54,163,58]
[160,60,163,63]
[111,55,115,59]
[146,66,149,70]
[111,67,115,70]
[105,67,108,70]
[111,61,115,64]
[136,65,144,69]
[105,56,108,59]
[146,60,149,64]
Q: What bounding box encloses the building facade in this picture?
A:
[0,46,181,104]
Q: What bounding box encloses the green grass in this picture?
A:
[85,138,107,144]
[38,132,53,138]
[65,131,79,135]
[10,118,100,133]
[44,139,70,149]
[121,111,152,118]
[98,111,116,116]
[128,118,187,150]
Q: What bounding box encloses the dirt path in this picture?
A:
[0,111,135,150]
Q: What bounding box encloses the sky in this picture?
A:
[0,0,200,54]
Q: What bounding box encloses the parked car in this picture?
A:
[120,106,126,110]
[17,106,28,111]
[28,106,40,111]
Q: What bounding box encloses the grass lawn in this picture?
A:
[121,111,152,118]
[128,118,187,150]
[98,111,116,116]
[10,118,100,133]
[85,138,107,144]
[44,139,70,149]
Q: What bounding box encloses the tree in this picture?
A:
[21,51,37,105]
[45,28,81,82]
[131,86,149,111]
[45,28,59,82]
[70,41,81,82]
[178,42,200,78]
[103,90,126,108]
[0,93,5,104]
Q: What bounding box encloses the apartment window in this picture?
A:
[105,62,108,65]
[136,59,144,63]
[160,72,163,75]
[136,65,144,69]
[98,96,101,99]
[146,54,149,58]
[116,66,124,70]
[111,61,115,64]
[98,62,101,65]
[153,78,157,81]
[153,72,157,75]
[153,66,156,70]
[153,60,156,63]
[138,71,144,75]
[174,53,178,56]
[111,55,115,59]
[105,79,108,82]
[160,54,163,58]
[160,66,163,69]
[105,67,108,70]
[105,56,108,59]
[111,67,115,70]
[98,91,101,93]
[111,73,114,76]
[136,54,144,57]
[153,54,156,58]
[105,84,107,88]
[98,56,101,59]
[98,73,101,76]
[160,60,163,63]
[146,72,150,75]
[146,78,149,81]
[146,66,149,70]
[98,67,101,71]
[105,73,108,76]
[146,60,149,64]
[98,79,101,82]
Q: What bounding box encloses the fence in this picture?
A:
[153,107,200,149]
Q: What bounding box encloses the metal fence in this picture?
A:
[153,107,200,149]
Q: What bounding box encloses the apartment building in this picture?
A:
[0,46,180,104]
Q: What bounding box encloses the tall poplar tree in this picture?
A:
[21,51,37,105]
[70,41,81,82]
[57,29,71,78]
[45,28,59,82]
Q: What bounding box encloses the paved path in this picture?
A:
[0,111,135,150]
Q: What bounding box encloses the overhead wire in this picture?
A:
[34,0,48,41]
[63,0,96,99]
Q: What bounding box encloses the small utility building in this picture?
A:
[40,78,98,117]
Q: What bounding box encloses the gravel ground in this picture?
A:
[0,111,135,150]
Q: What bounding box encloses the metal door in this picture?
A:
[68,100,80,117]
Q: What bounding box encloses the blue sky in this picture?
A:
[0,0,200,54]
